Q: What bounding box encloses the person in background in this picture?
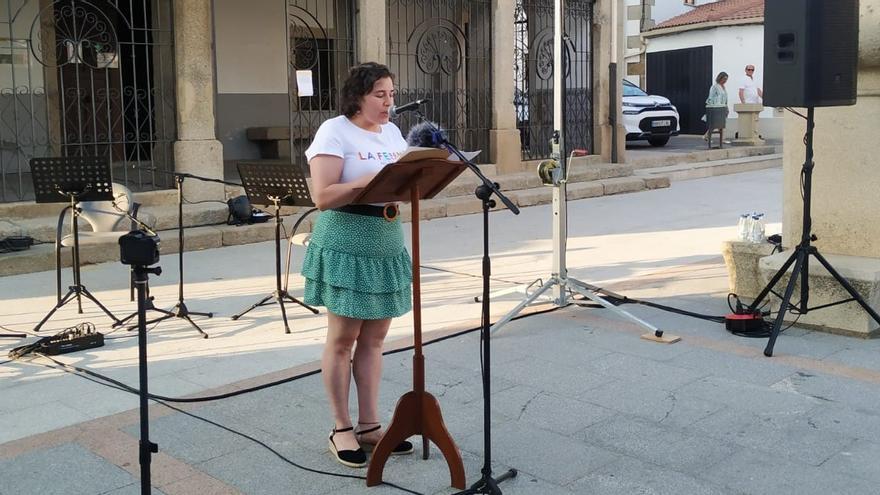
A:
[301,62,414,468]
[704,71,729,142]
[739,64,763,104]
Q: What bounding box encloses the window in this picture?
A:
[684,0,696,6]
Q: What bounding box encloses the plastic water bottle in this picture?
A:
[737,214,749,241]
[749,213,765,243]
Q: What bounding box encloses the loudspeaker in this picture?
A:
[763,0,859,107]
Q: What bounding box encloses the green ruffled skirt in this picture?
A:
[301,209,412,319]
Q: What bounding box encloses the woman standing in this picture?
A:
[301,62,415,468]
[704,71,729,144]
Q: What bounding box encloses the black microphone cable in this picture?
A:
[3,305,565,494]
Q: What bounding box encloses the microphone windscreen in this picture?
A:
[406,121,447,148]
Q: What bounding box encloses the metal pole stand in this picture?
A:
[492,0,675,344]
[453,184,517,495]
[118,174,212,337]
[132,264,161,494]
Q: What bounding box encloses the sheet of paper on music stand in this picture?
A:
[296,70,314,97]
[448,150,481,162]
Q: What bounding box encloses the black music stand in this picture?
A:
[230,163,318,333]
[30,156,121,331]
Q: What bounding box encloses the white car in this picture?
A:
[622,79,679,147]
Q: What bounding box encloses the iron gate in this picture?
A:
[286,0,355,172]
[514,0,592,160]
[0,0,176,202]
[387,0,492,162]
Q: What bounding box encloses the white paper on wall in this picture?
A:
[296,70,314,97]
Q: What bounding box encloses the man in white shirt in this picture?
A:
[739,65,763,104]
[735,65,764,143]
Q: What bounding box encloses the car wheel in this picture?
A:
[648,136,669,147]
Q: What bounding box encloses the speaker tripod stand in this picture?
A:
[748,108,880,356]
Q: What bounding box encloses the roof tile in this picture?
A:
[653,0,764,30]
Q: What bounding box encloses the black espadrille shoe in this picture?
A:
[356,422,414,456]
[329,426,367,468]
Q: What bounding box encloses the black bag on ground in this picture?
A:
[227,195,271,225]
[227,195,254,225]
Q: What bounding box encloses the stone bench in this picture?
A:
[723,240,880,337]
[246,126,313,159]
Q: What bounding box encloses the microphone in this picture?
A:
[406,121,448,148]
[389,98,430,119]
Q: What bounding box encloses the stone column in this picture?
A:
[173,0,224,200]
[592,0,626,163]
[357,0,387,63]
[490,0,521,174]
[770,0,880,334]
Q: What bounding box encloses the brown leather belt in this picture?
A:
[333,203,399,221]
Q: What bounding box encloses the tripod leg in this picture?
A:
[34,289,76,331]
[79,287,121,324]
[276,293,291,334]
[181,315,209,338]
[749,249,799,313]
[282,293,319,314]
[764,252,805,357]
[491,279,557,333]
[568,278,660,334]
[812,251,880,326]
[231,294,274,320]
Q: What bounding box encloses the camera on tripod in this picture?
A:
[119,230,160,266]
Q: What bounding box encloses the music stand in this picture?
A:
[231,163,319,333]
[359,157,468,490]
[115,172,220,338]
[30,156,121,331]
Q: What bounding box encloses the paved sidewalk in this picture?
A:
[5,168,880,494]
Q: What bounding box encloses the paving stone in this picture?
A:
[569,455,732,495]
[701,446,879,495]
[456,421,619,486]
[671,347,799,387]
[579,378,726,428]
[193,443,351,495]
[0,442,138,495]
[122,412,254,465]
[818,439,880,484]
[584,352,709,391]
[491,385,615,435]
[674,375,822,415]
[492,356,613,397]
[689,406,856,466]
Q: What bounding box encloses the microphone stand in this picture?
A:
[416,113,519,494]
[118,170,237,338]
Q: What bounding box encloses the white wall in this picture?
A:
[0,0,43,89]
[213,0,288,94]
[647,24,774,117]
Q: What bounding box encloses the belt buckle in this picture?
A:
[382,203,398,222]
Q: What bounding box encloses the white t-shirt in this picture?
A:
[740,77,760,104]
[305,115,408,185]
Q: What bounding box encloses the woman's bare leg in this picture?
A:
[352,317,392,442]
[323,312,364,451]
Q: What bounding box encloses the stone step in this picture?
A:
[634,154,782,181]
[0,157,662,277]
[626,144,782,170]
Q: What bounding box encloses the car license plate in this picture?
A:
[652,120,671,127]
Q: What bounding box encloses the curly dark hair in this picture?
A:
[339,62,395,118]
